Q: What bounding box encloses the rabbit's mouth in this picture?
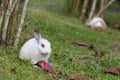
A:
[41,53,48,56]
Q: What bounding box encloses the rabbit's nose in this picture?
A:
[45,52,48,55]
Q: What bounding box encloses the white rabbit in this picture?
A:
[86,17,107,31]
[19,30,52,64]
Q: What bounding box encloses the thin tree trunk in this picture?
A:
[6,1,19,45]
[96,0,115,16]
[14,0,28,49]
[72,0,77,14]
[0,0,2,6]
[74,0,80,15]
[11,3,19,39]
[80,0,89,20]
[6,1,17,45]
[99,0,104,17]
[2,0,13,43]
[88,0,97,20]
[11,1,16,12]
[100,0,104,10]
[0,0,8,29]
[105,0,109,4]
[2,0,16,43]
[0,2,3,29]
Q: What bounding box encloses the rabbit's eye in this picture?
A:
[41,44,45,48]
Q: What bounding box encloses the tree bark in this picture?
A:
[2,0,13,43]
[74,0,80,15]
[96,0,115,16]
[0,0,8,29]
[88,0,97,20]
[11,3,19,39]
[100,0,104,10]
[80,0,89,20]
[14,0,28,49]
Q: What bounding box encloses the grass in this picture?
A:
[0,0,120,80]
[104,11,120,24]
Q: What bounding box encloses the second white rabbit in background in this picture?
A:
[86,17,107,31]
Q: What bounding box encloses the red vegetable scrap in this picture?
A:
[35,60,53,73]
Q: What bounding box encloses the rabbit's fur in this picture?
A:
[86,17,107,31]
[19,30,52,64]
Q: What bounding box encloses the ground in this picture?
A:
[0,0,120,80]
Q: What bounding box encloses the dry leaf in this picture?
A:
[103,67,120,75]
[75,41,90,47]
[68,73,89,80]
[52,71,63,78]
[68,58,73,62]
[92,51,104,57]
[74,41,96,51]
[10,67,16,74]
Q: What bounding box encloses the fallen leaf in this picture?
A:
[75,41,90,47]
[103,67,120,76]
[74,41,96,51]
[92,51,104,57]
[68,73,89,80]
[52,71,63,78]
[68,58,73,62]
[63,73,68,78]
[88,44,96,51]
[10,67,16,74]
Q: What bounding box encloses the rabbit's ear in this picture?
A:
[34,30,41,42]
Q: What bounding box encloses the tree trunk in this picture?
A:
[0,0,28,48]
[88,0,97,20]
[11,3,19,40]
[0,0,8,29]
[100,0,104,10]
[96,0,115,16]
[74,0,80,15]
[67,0,115,21]
[80,0,89,20]
[2,0,13,43]
[14,0,28,49]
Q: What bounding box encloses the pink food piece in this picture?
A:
[35,60,53,73]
